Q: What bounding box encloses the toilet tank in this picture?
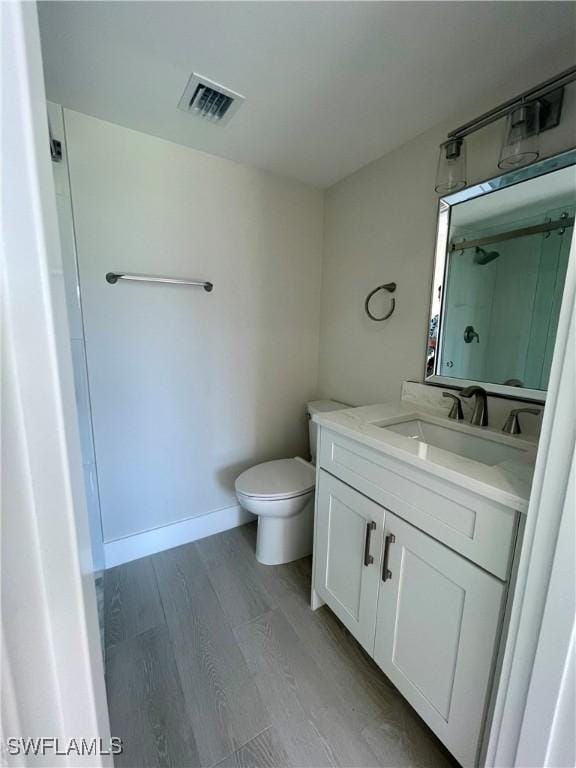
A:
[307,400,349,463]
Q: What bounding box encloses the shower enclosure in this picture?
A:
[49,102,104,637]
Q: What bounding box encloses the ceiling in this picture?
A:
[38,1,576,188]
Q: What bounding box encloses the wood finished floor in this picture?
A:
[104,523,457,768]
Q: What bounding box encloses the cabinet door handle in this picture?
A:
[364,521,376,566]
[382,533,396,581]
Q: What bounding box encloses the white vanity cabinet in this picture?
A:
[313,471,385,652]
[373,512,504,767]
[313,427,519,767]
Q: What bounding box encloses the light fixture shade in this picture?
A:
[498,101,541,169]
[435,138,466,194]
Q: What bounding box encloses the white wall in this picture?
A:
[318,72,576,406]
[64,110,323,545]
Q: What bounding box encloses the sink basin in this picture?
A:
[381,418,527,466]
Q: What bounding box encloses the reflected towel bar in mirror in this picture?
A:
[106,272,213,292]
[449,213,574,252]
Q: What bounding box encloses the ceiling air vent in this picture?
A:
[178,73,244,126]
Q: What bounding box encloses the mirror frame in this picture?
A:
[425,148,576,403]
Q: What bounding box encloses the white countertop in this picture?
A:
[314,401,537,512]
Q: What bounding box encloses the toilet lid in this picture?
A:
[235,458,315,500]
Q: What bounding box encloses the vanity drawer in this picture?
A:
[318,429,518,580]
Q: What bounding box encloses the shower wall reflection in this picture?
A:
[428,156,576,397]
[442,204,573,390]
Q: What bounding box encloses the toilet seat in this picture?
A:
[235,457,315,501]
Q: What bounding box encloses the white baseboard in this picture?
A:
[103,505,254,568]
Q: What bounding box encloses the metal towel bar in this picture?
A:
[106,272,213,292]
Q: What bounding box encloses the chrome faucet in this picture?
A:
[460,386,488,427]
[442,392,464,421]
[502,407,541,435]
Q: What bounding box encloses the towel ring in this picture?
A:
[365,282,397,321]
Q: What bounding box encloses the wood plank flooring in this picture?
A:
[104,523,458,768]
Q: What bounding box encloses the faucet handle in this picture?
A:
[502,407,541,435]
[442,392,464,421]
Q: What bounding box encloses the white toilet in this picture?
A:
[235,400,348,565]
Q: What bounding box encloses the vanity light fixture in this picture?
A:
[435,138,467,193]
[498,100,541,169]
[435,65,576,193]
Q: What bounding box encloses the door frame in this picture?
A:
[2,1,111,761]
[486,230,575,766]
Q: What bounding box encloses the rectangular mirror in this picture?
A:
[426,149,576,401]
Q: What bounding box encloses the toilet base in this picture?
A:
[256,497,314,565]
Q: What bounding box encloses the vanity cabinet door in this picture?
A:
[314,471,384,654]
[373,512,504,767]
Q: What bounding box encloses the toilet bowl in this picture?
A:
[235,400,348,565]
[236,458,315,565]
